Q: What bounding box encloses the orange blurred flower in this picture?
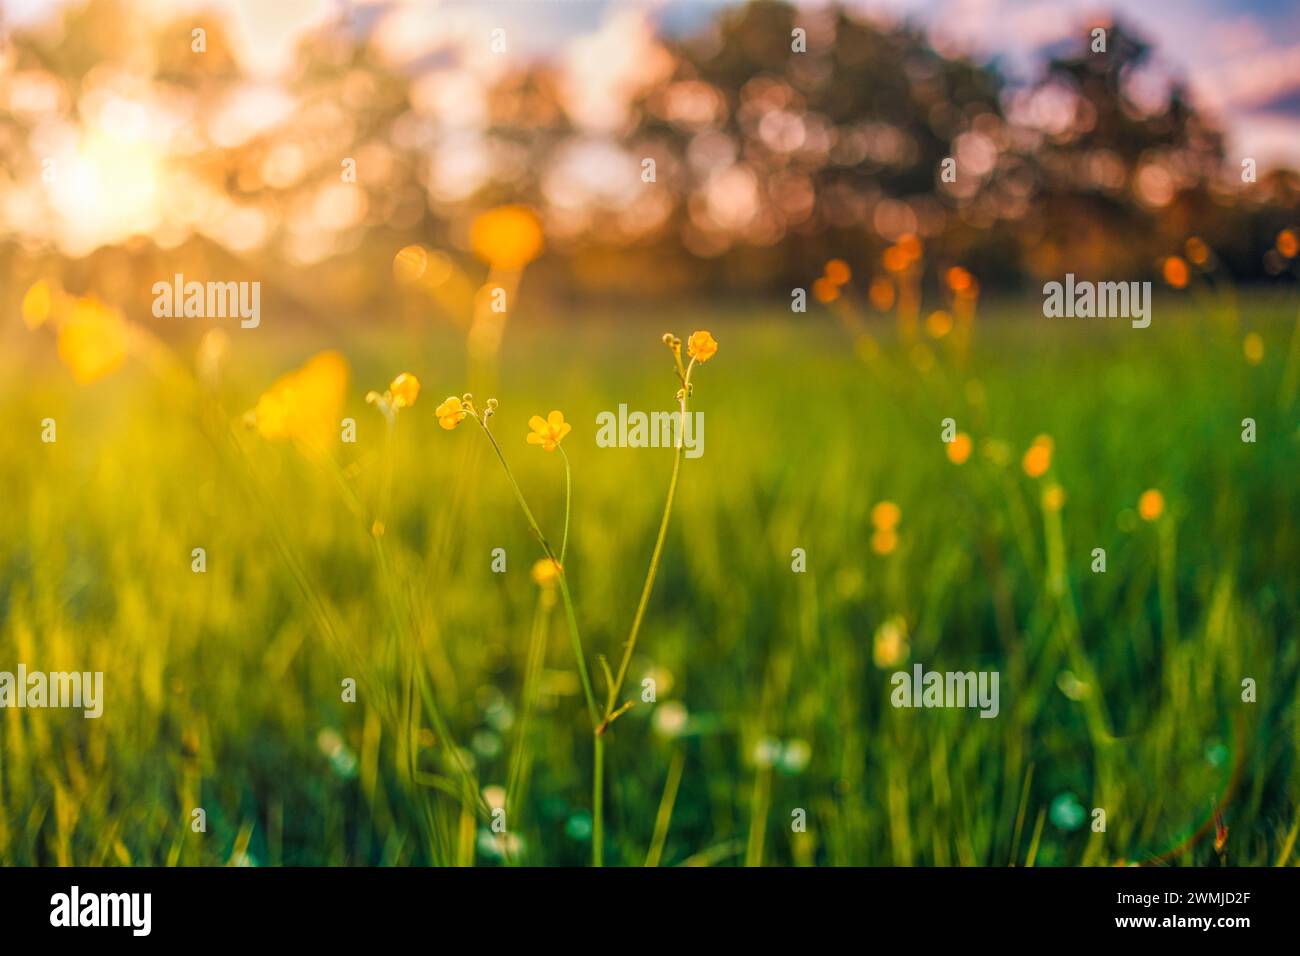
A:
[1162,256,1189,288]
[57,296,128,384]
[1184,237,1209,266]
[1138,489,1165,522]
[1022,434,1054,478]
[945,266,974,294]
[925,310,954,338]
[470,205,544,271]
[871,500,901,531]
[897,233,922,262]
[868,277,896,311]
[882,246,910,273]
[813,276,840,303]
[946,432,972,464]
[824,259,851,286]
[1277,229,1299,259]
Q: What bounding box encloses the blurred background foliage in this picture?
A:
[2,0,1298,322]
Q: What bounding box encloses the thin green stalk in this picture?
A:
[559,444,572,565]
[506,589,552,835]
[593,734,605,867]
[473,413,603,865]
[645,749,685,867]
[605,359,696,719]
[473,415,599,728]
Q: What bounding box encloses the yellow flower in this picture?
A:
[926,310,954,338]
[1022,434,1054,478]
[868,276,896,311]
[251,350,349,449]
[1277,229,1298,259]
[946,432,972,464]
[873,615,910,668]
[870,500,901,531]
[687,330,718,363]
[22,279,55,330]
[527,410,571,451]
[1243,333,1264,366]
[389,372,420,408]
[1042,483,1066,513]
[824,259,851,286]
[882,245,909,273]
[1185,236,1210,265]
[531,557,562,587]
[57,295,127,384]
[1138,488,1165,522]
[812,277,840,303]
[436,396,468,430]
[469,205,544,271]
[871,527,898,555]
[1162,256,1189,289]
[945,266,974,294]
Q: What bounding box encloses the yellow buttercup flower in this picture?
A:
[946,432,972,464]
[687,330,718,364]
[871,527,898,555]
[531,557,562,587]
[1277,229,1298,259]
[22,279,55,330]
[824,259,851,286]
[1243,333,1264,365]
[1138,488,1165,522]
[251,350,349,449]
[527,410,571,451]
[1042,483,1066,513]
[389,372,420,408]
[873,615,910,668]
[436,396,468,430]
[925,310,954,338]
[868,276,895,311]
[945,266,974,294]
[1022,434,1053,478]
[1162,256,1189,289]
[57,295,128,384]
[871,500,901,531]
[812,276,840,303]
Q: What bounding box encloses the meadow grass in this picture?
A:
[0,294,1297,866]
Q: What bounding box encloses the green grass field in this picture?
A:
[1,294,1298,866]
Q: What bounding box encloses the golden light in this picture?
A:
[469,205,545,271]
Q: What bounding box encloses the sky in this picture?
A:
[871,0,1300,168]
[6,0,1298,168]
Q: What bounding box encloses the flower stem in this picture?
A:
[560,444,572,565]
[593,733,605,867]
[473,417,599,730]
[605,360,695,718]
